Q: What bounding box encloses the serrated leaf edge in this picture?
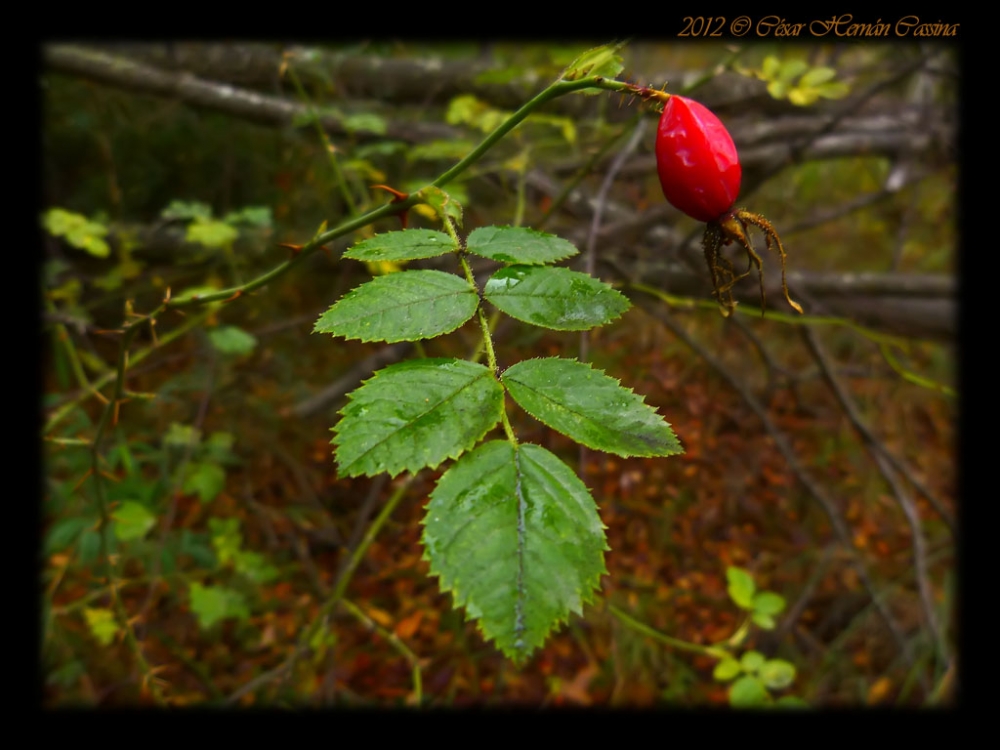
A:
[466,225,579,266]
[484,266,630,331]
[333,360,502,478]
[313,270,477,343]
[502,357,683,458]
[420,441,607,662]
[344,229,456,261]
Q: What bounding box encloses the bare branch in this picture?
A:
[43,44,455,144]
[635,295,920,676]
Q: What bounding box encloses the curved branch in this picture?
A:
[43,44,455,144]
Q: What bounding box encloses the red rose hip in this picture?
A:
[655,95,741,223]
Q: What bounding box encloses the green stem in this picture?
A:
[44,309,212,434]
[608,603,730,660]
[167,76,631,313]
[340,597,423,706]
[285,62,359,217]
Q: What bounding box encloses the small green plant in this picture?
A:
[611,565,807,707]
[315,211,683,662]
[713,566,807,707]
[42,207,110,258]
[744,55,850,106]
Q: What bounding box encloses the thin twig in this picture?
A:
[578,118,646,476]
[800,326,950,668]
[633,291,919,678]
[224,476,414,705]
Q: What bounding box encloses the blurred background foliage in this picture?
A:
[42,41,956,706]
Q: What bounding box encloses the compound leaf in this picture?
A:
[334,358,504,478]
[422,441,607,663]
[466,226,578,265]
[344,229,456,262]
[484,265,629,331]
[561,42,626,84]
[314,270,477,343]
[502,358,682,458]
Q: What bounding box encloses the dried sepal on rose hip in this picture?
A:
[655,95,803,316]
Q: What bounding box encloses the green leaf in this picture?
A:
[467,226,578,265]
[183,461,226,503]
[344,229,456,262]
[334,358,504,478]
[752,591,786,616]
[68,230,110,259]
[313,270,477,343]
[222,206,272,227]
[787,88,819,107]
[45,516,90,554]
[713,657,743,682]
[816,81,851,100]
[759,659,796,690]
[729,675,770,707]
[161,200,212,221]
[799,66,836,87]
[43,207,85,236]
[752,611,777,630]
[112,501,157,541]
[204,431,237,463]
[446,94,508,133]
[233,550,279,583]
[561,42,625,83]
[83,607,120,646]
[484,265,630,331]
[164,423,201,449]
[78,529,101,564]
[208,325,258,356]
[343,112,388,135]
[726,566,757,609]
[777,59,809,84]
[43,209,110,258]
[740,650,766,673]
[501,358,682,458]
[767,80,790,100]
[422,441,608,663]
[186,219,238,249]
[208,517,242,566]
[417,186,464,228]
[188,582,250,630]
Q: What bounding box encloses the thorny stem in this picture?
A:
[51,69,671,703]
[87,317,165,704]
